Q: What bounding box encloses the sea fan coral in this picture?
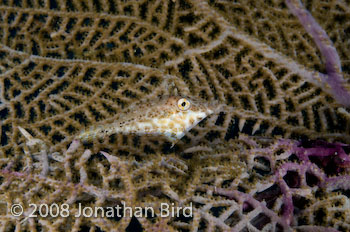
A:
[1,0,350,231]
[2,130,350,231]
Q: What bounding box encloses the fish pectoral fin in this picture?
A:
[170,138,181,148]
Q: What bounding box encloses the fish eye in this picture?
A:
[177,98,191,111]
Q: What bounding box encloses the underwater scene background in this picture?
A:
[1,0,350,231]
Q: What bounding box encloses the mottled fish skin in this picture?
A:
[77,95,218,146]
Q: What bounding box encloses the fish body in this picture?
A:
[77,95,217,146]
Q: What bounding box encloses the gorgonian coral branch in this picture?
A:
[285,0,350,107]
[240,135,350,228]
[214,188,292,231]
[294,225,341,232]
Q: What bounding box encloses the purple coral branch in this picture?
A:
[322,175,350,190]
[274,163,302,225]
[285,0,350,107]
[243,137,350,227]
[273,161,326,225]
[294,141,350,172]
[275,140,350,224]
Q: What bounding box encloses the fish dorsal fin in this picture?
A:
[170,83,178,96]
[163,76,179,96]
